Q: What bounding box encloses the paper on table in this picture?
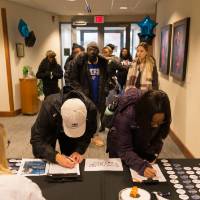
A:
[17,158,48,176]
[8,159,22,174]
[84,158,123,171]
[48,163,80,175]
[130,164,166,182]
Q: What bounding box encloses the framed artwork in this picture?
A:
[16,43,24,57]
[159,24,172,75]
[171,18,190,81]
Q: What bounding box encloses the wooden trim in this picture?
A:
[170,129,194,158]
[1,8,14,111]
[0,109,21,117]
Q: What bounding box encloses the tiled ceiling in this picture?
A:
[7,0,158,16]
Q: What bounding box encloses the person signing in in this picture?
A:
[31,87,97,168]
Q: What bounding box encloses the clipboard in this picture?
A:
[46,173,82,182]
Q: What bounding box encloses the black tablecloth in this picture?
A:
[29,159,200,200]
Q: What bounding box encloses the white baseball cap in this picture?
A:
[61,98,87,138]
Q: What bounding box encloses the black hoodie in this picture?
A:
[30,87,97,162]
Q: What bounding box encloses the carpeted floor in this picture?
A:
[0,114,185,159]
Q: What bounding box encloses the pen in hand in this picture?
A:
[56,154,75,168]
[67,156,75,163]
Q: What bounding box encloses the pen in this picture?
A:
[67,156,75,163]
[62,154,75,163]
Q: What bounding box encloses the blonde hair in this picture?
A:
[0,124,11,174]
[137,42,155,80]
[145,55,155,80]
[102,46,112,54]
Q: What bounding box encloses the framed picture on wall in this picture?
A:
[16,43,24,57]
[170,18,190,81]
[159,24,172,75]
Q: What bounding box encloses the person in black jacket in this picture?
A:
[102,45,122,79]
[70,42,108,111]
[36,50,63,99]
[70,42,108,145]
[117,48,133,89]
[31,86,97,168]
[64,43,84,86]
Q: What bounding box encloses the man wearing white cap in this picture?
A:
[31,87,97,168]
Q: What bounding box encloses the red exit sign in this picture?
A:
[94,16,104,23]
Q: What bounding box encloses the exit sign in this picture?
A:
[94,16,104,23]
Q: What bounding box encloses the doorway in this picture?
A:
[76,26,98,50]
[75,24,127,56]
[60,23,140,66]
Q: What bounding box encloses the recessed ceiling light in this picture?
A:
[77,13,84,15]
[120,6,128,10]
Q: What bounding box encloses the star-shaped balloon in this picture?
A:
[18,19,30,38]
[137,16,158,45]
[137,16,157,36]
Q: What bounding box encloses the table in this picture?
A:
[30,159,200,200]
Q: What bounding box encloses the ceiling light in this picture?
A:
[66,0,77,2]
[120,6,128,10]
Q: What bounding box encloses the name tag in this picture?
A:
[89,68,100,76]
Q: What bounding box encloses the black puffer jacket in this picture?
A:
[31,87,97,163]
[64,55,74,85]
[36,58,63,97]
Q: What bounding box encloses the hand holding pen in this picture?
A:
[144,166,157,178]
[55,153,75,169]
[70,152,83,164]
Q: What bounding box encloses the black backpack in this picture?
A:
[103,96,119,129]
[104,88,142,129]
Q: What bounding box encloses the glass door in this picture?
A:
[61,23,141,60]
[130,24,141,58]
[104,27,126,57]
[76,27,98,50]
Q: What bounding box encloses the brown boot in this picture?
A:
[91,135,104,147]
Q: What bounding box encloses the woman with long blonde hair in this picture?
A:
[126,42,158,91]
[0,123,45,200]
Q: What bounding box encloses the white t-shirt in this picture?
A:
[0,175,45,200]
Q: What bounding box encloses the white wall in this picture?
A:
[0,0,60,111]
[155,0,200,157]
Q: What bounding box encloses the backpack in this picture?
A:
[104,87,142,129]
[103,95,119,129]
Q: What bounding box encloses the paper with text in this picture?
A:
[130,164,166,182]
[48,163,80,175]
[84,158,123,171]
